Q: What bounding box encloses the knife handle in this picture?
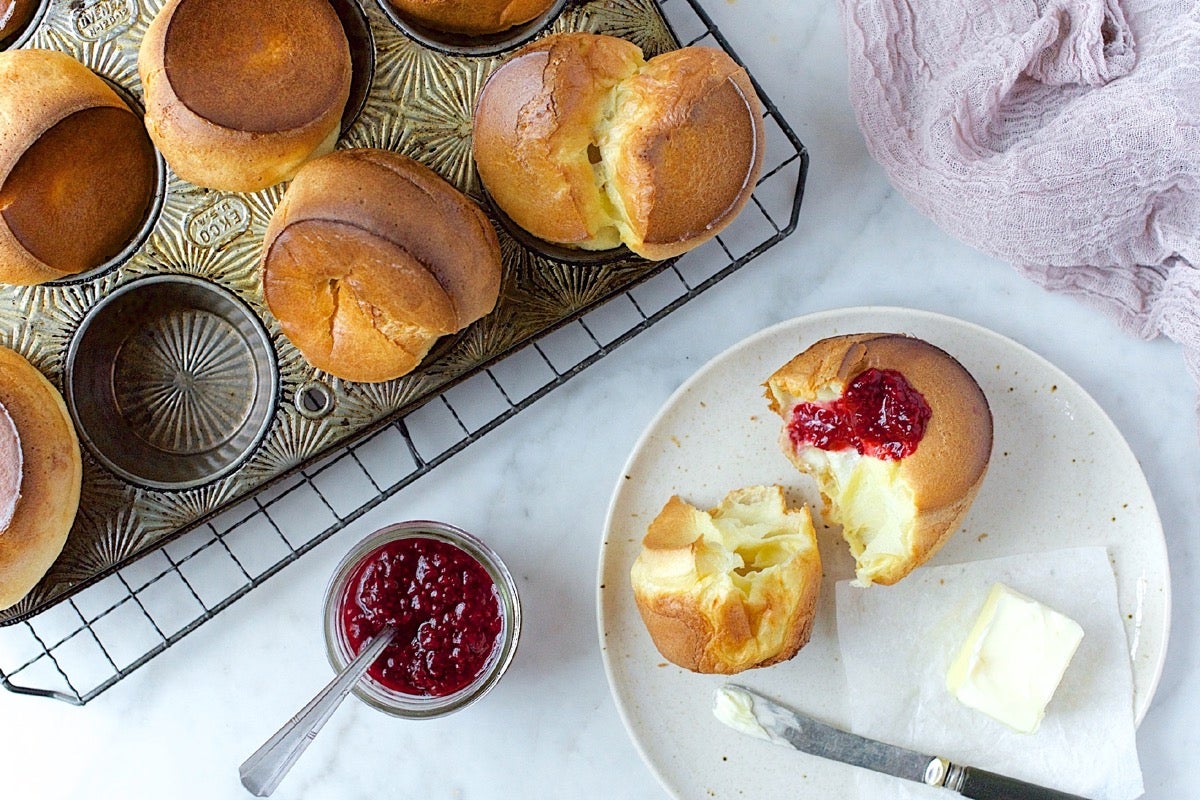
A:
[951,765,1094,800]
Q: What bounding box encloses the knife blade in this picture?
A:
[714,685,1094,800]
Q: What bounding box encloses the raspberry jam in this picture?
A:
[339,536,503,697]
[787,368,932,460]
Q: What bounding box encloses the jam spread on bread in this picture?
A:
[340,537,502,696]
[786,368,932,460]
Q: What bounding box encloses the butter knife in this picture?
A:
[714,685,1093,800]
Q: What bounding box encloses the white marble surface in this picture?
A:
[2,1,1197,798]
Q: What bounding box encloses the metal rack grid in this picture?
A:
[0,0,809,704]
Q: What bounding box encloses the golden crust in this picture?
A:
[264,149,502,325]
[0,49,151,285]
[262,148,502,383]
[386,0,557,35]
[0,346,81,611]
[139,0,351,192]
[765,333,993,585]
[473,33,642,248]
[472,32,764,260]
[263,220,457,383]
[630,486,821,674]
[605,47,765,261]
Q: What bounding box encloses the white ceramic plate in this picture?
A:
[597,307,1169,799]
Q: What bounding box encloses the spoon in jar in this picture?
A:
[239,625,397,797]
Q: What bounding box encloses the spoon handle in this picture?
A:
[239,626,396,797]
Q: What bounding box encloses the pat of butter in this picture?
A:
[711,686,771,741]
[946,582,1084,734]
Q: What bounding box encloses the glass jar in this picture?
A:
[323,520,521,718]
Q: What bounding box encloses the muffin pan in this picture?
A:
[0,0,808,631]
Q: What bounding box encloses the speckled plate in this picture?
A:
[597,306,1169,799]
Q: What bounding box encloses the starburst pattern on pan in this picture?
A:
[0,0,773,629]
[556,0,677,56]
[147,176,196,232]
[37,274,124,329]
[427,322,514,379]
[372,32,443,99]
[342,92,410,152]
[113,310,256,453]
[137,481,244,536]
[129,0,167,41]
[389,58,493,193]
[56,503,144,584]
[0,277,122,378]
[332,371,440,424]
[29,24,139,88]
[403,333,480,388]
[0,286,46,342]
[245,184,288,223]
[239,414,341,483]
[27,463,143,604]
[136,181,271,287]
[272,331,316,392]
[502,247,657,330]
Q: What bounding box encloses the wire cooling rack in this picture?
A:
[0,0,809,704]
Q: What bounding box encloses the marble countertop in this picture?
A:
[2,1,1196,798]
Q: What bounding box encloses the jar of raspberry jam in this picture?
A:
[323,521,521,718]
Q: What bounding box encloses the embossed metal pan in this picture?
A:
[0,0,798,625]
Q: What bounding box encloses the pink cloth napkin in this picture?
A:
[839,0,1200,402]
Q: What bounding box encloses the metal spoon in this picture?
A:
[239,626,397,797]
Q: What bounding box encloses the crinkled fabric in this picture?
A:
[839,0,1200,404]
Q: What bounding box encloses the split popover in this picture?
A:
[385,0,557,36]
[0,346,82,611]
[139,0,352,192]
[261,148,502,383]
[630,485,821,674]
[472,32,765,260]
[0,49,157,285]
[765,333,993,586]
